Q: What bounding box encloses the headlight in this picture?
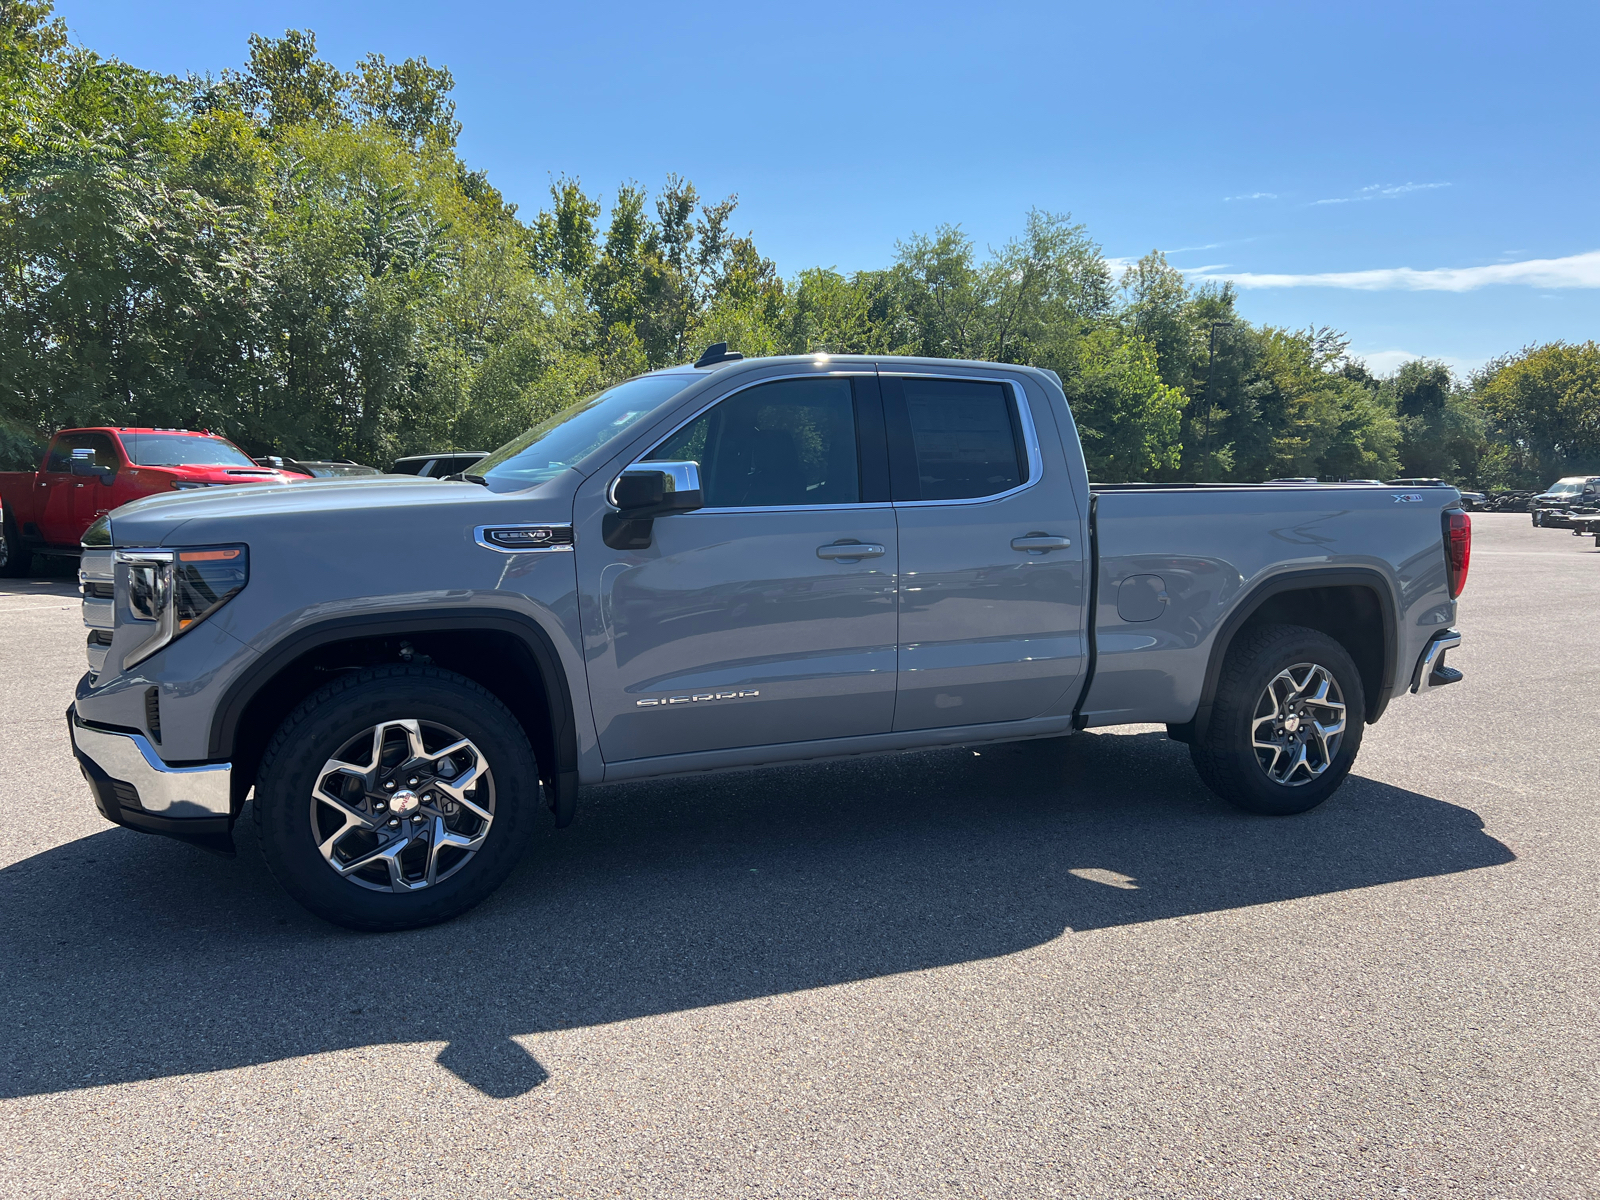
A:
[82,513,112,547]
[118,545,248,668]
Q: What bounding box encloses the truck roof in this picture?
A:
[58,427,220,435]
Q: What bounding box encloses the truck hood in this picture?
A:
[104,472,580,548]
[143,463,295,485]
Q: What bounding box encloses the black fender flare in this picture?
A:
[209,607,580,826]
[1174,567,1398,743]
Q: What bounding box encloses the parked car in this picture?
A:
[256,456,383,479]
[67,349,1470,931]
[389,452,488,479]
[1528,476,1600,526]
[0,428,296,576]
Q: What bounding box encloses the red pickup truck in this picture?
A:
[0,427,298,576]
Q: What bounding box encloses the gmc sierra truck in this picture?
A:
[66,349,1471,931]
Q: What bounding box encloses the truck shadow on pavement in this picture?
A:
[3,730,1513,1100]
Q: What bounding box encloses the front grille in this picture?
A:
[79,547,115,675]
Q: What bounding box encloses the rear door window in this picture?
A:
[884,377,1028,501]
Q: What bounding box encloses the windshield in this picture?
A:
[1549,479,1586,494]
[122,433,256,468]
[474,373,697,491]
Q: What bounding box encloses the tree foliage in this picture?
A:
[1474,342,1600,487]
[0,6,1570,485]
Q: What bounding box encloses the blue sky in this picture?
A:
[59,0,1600,375]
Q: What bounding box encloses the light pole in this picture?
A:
[1200,320,1233,481]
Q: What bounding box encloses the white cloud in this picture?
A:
[1313,181,1450,205]
[1224,192,1277,201]
[1353,349,1487,377]
[1188,249,1600,292]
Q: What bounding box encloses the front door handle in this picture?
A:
[817,541,886,561]
[1011,534,1071,553]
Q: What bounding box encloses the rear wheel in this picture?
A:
[1190,624,1365,816]
[255,665,540,931]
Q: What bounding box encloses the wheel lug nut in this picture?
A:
[384,781,396,791]
[407,777,418,786]
[388,819,400,827]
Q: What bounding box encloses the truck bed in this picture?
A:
[1080,482,1459,728]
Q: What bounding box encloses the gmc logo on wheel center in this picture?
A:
[636,690,760,707]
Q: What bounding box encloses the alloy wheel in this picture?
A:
[1249,663,1346,786]
[309,718,494,892]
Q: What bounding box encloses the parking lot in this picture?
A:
[0,512,1594,1198]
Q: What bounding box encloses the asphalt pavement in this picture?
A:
[0,514,1594,1198]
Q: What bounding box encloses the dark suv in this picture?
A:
[1530,476,1600,526]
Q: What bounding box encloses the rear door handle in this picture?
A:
[817,541,886,560]
[1011,535,1071,552]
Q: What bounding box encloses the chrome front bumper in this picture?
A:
[68,708,236,855]
[1411,629,1463,694]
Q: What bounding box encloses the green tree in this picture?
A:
[1475,342,1600,487]
[1062,326,1184,480]
[234,30,348,131]
[349,53,460,149]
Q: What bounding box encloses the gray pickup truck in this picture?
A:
[67,350,1472,930]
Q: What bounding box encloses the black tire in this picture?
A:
[255,665,541,931]
[1189,624,1365,816]
[0,511,33,577]
[1531,510,1542,527]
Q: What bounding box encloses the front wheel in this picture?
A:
[0,512,32,577]
[254,665,541,931]
[1189,624,1365,816]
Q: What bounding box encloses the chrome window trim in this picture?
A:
[619,367,1043,514]
[881,375,1044,509]
[473,523,575,554]
[678,501,895,517]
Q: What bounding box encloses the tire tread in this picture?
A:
[254,664,538,930]
[1190,623,1364,816]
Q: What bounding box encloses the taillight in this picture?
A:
[1443,509,1471,598]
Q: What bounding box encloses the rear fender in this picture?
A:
[1170,568,1398,743]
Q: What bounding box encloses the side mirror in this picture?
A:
[603,461,703,549]
[70,448,113,482]
[609,461,703,518]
